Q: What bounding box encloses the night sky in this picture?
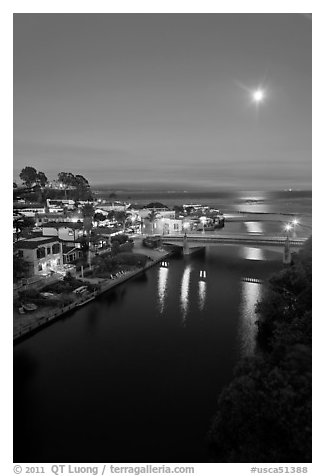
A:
[13,14,311,189]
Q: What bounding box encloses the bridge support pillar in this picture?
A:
[283,236,292,265]
[183,233,190,256]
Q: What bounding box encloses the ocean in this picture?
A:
[93,187,312,219]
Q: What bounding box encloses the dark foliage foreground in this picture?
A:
[209,238,312,463]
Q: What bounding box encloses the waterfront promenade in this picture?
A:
[13,245,171,343]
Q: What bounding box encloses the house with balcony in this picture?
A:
[62,245,83,264]
[14,237,63,277]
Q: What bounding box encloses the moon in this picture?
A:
[252,89,265,103]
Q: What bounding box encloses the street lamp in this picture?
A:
[183,222,190,235]
[292,219,299,238]
[200,216,207,234]
[284,223,292,237]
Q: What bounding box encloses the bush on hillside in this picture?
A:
[209,238,312,463]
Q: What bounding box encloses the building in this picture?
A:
[14,237,63,277]
[46,198,75,211]
[142,216,183,235]
[13,203,46,217]
[34,213,72,227]
[138,209,176,219]
[62,245,83,265]
[42,222,86,244]
[96,201,130,212]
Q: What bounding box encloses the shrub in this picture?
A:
[115,252,147,267]
[42,276,89,294]
[119,241,134,252]
[111,233,128,245]
[18,289,40,300]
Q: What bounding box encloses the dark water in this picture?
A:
[14,245,283,463]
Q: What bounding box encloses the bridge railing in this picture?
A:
[162,234,306,246]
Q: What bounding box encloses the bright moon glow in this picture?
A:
[252,89,265,103]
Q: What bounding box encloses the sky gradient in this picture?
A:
[13,13,311,189]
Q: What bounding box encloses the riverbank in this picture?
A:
[13,246,172,343]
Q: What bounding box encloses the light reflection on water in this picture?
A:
[157,266,169,314]
[239,281,262,357]
[180,264,192,322]
[244,221,264,234]
[240,246,264,261]
[237,193,270,214]
[198,280,207,312]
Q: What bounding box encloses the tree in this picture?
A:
[19,166,38,187]
[107,210,115,221]
[147,210,157,234]
[13,182,17,189]
[75,174,89,187]
[145,202,168,209]
[111,240,120,256]
[82,203,94,233]
[57,172,92,200]
[81,203,94,266]
[14,216,36,241]
[79,236,89,259]
[209,347,311,463]
[91,253,117,276]
[36,171,48,187]
[256,237,312,349]
[114,211,127,231]
[173,205,183,215]
[13,254,30,282]
[209,238,312,463]
[94,212,107,225]
[111,234,128,246]
[75,175,91,199]
[58,172,76,187]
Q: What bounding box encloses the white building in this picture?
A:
[14,237,63,277]
[46,199,75,211]
[42,222,85,244]
[142,216,183,235]
[13,204,46,217]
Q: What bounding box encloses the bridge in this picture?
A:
[161,232,308,264]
